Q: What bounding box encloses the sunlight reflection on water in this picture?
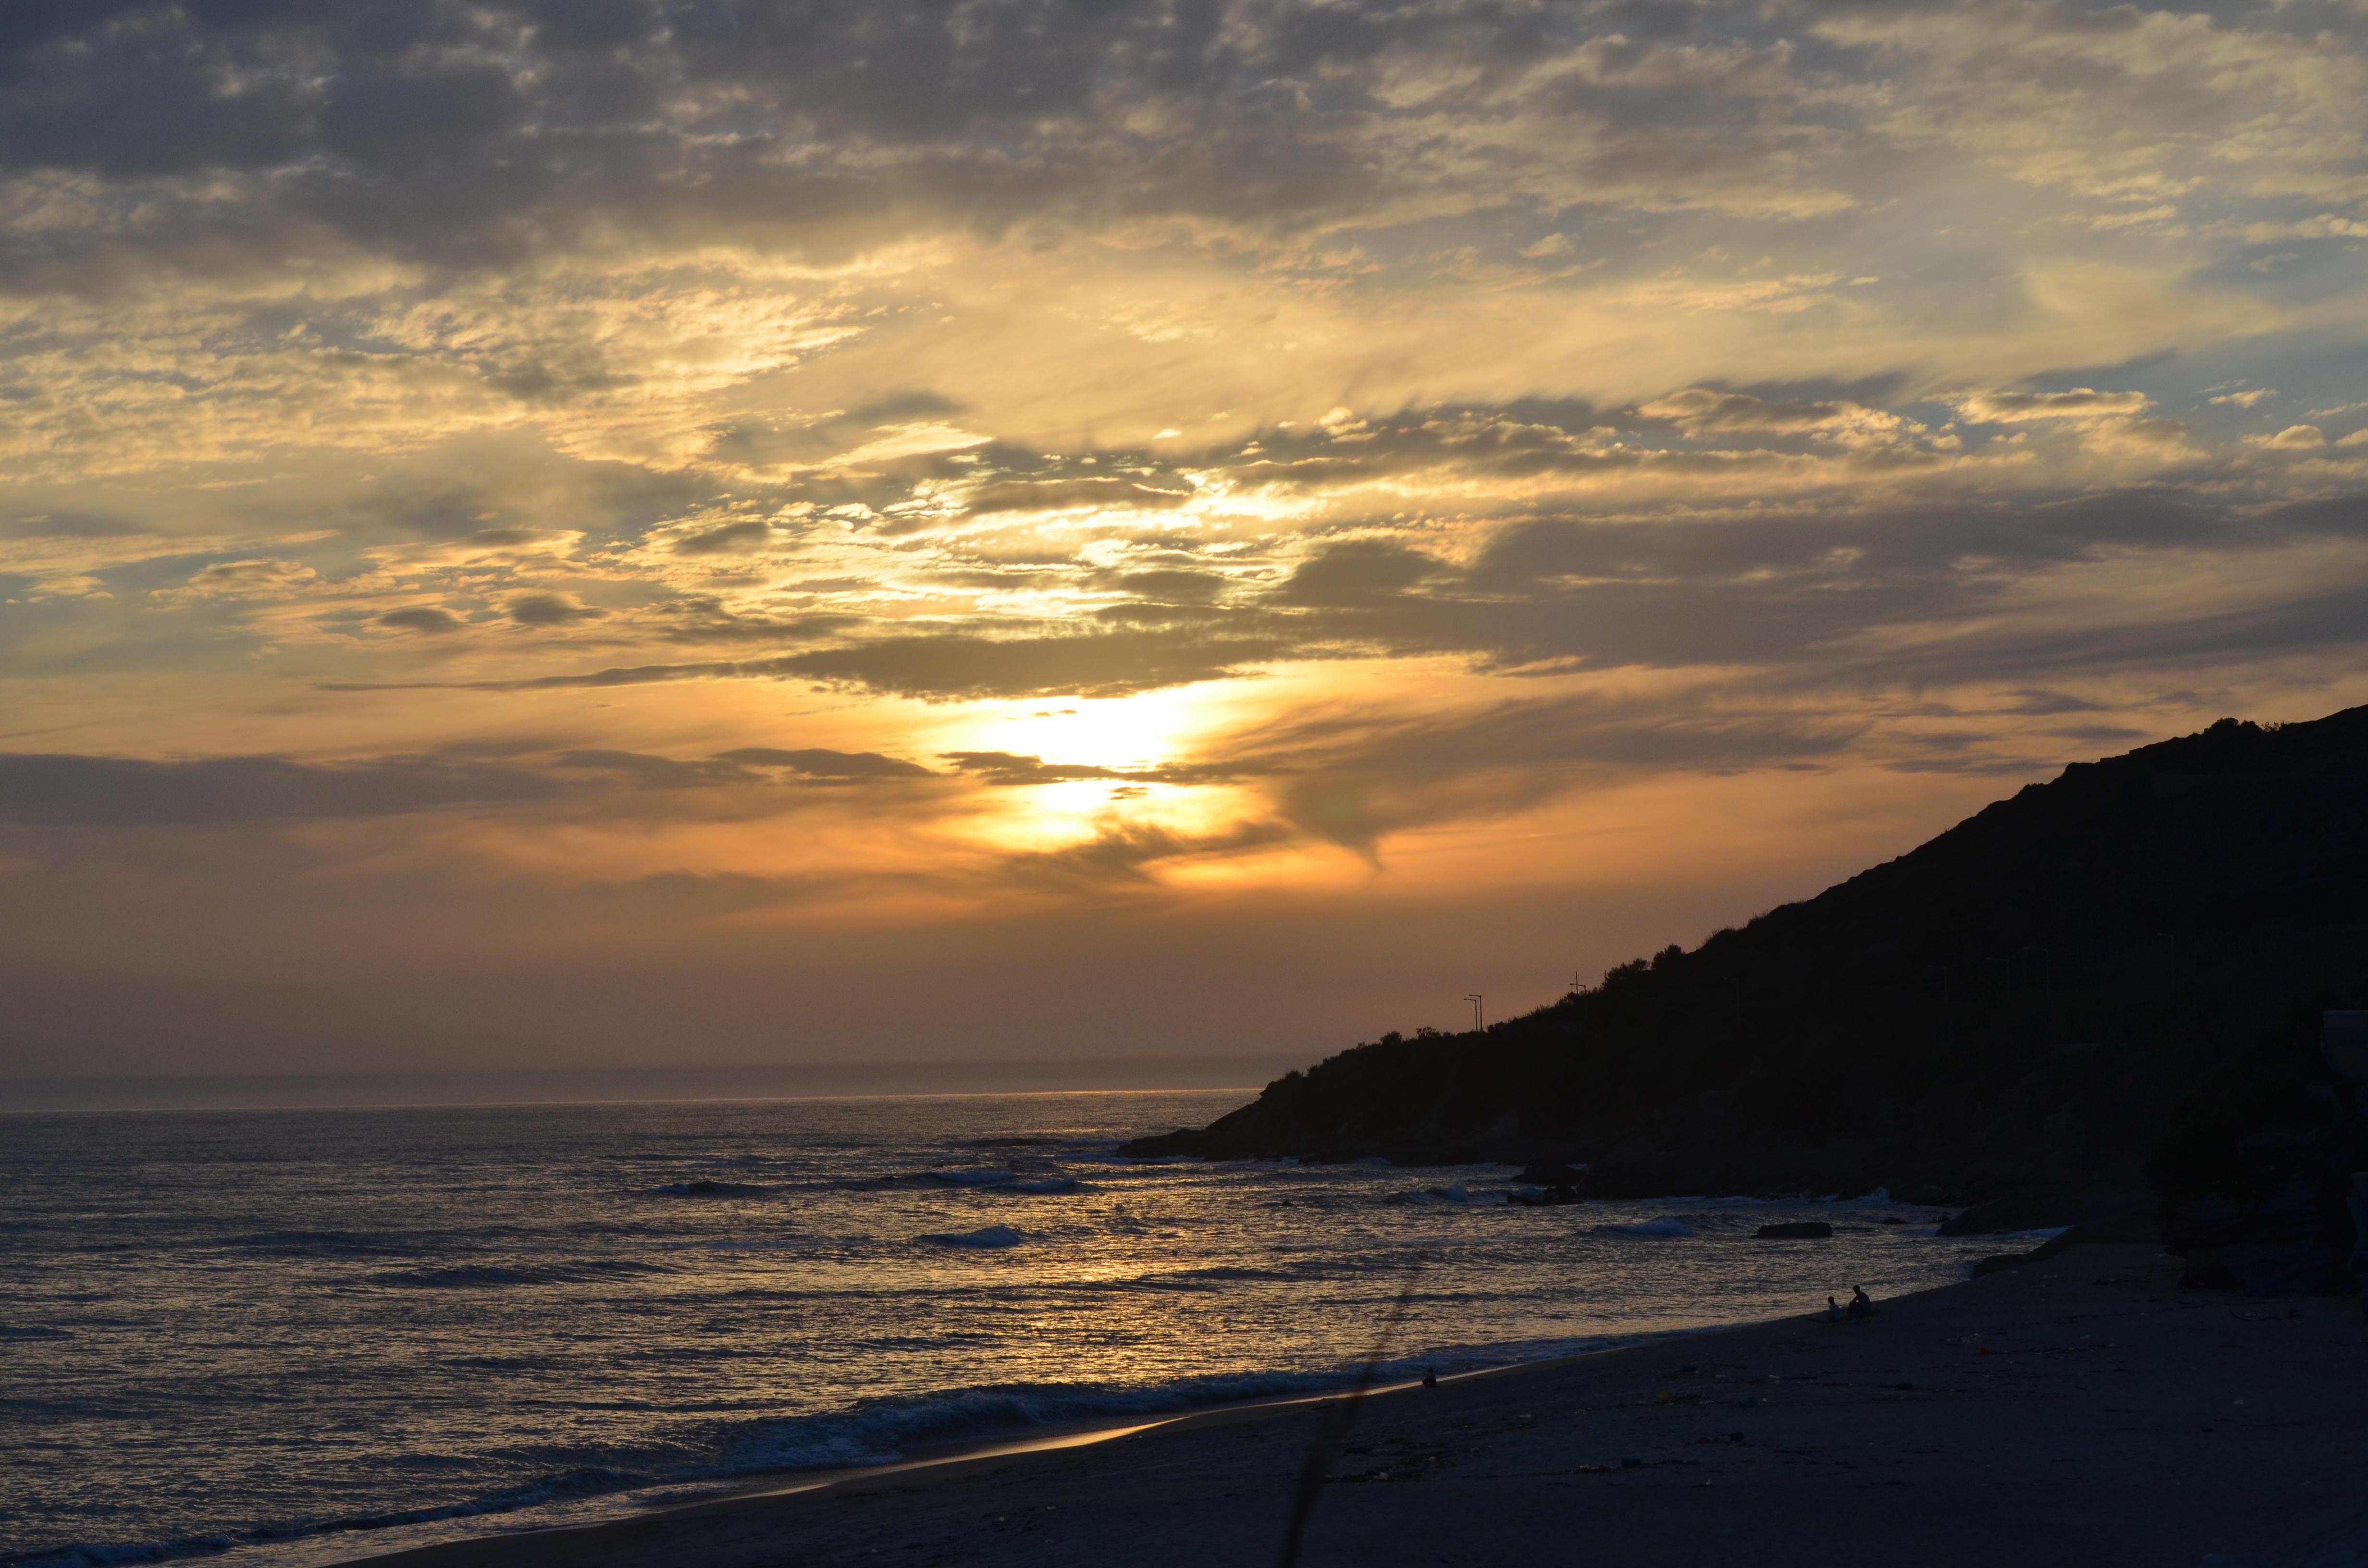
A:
[0,1092,2001,1567]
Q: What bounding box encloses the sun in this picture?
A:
[989,687,1212,772]
[928,684,1255,855]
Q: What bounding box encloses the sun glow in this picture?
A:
[924,682,1271,858]
[985,687,1220,771]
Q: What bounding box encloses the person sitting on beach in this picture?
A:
[1824,1295,1848,1322]
[1847,1285,1875,1318]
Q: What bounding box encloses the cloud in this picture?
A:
[0,531,307,594]
[154,558,321,603]
[364,530,585,573]
[941,751,1251,786]
[997,818,1298,888]
[1638,388,1916,444]
[0,740,950,835]
[963,478,1196,516]
[715,747,937,781]
[674,521,776,555]
[377,606,466,634]
[545,744,936,788]
[1273,540,1447,607]
[1232,693,1862,851]
[0,753,560,827]
[1953,389,2152,423]
[13,0,2368,1079]
[294,478,2368,709]
[13,0,2334,311]
[505,592,601,625]
[550,749,750,788]
[1109,569,1228,605]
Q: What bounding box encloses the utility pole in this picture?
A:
[1465,993,1484,1032]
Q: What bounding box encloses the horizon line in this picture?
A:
[0,1057,1293,1115]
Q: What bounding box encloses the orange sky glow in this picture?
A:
[5,0,2368,1089]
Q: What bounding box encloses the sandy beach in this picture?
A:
[356,1241,2367,1568]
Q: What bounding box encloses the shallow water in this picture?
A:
[0,1092,2008,1566]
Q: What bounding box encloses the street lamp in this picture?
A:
[1464,993,1484,1032]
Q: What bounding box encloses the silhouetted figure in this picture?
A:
[1824,1295,1848,1322]
[1848,1284,1875,1318]
[1421,1366,1437,1388]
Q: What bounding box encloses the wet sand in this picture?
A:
[356,1242,2368,1568]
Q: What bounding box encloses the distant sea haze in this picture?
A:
[0,1058,1295,1114]
[0,1093,2018,1568]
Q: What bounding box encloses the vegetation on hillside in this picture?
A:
[1124,708,2368,1285]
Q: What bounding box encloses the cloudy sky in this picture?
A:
[5,0,2368,1088]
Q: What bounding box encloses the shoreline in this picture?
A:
[606,1333,1681,1515]
[18,1328,1701,1568]
[251,1335,1687,1568]
[345,1240,2368,1568]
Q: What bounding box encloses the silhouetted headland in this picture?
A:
[1122,706,2368,1293]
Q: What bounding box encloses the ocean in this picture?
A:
[1,1091,2012,1567]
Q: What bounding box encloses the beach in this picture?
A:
[357,1241,2368,1568]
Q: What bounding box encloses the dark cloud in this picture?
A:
[2003,690,2109,716]
[1273,540,1446,607]
[1465,489,2365,599]
[377,606,466,634]
[0,742,945,832]
[1852,578,2368,687]
[674,520,775,555]
[3,509,146,539]
[0,752,560,826]
[654,603,863,646]
[1236,696,1862,850]
[2046,724,2148,744]
[557,746,939,785]
[0,0,1907,284]
[715,747,936,780]
[1111,570,1227,604]
[780,629,1290,701]
[475,627,1289,701]
[506,592,601,625]
[942,751,1252,786]
[550,749,748,787]
[848,391,966,421]
[308,480,2368,707]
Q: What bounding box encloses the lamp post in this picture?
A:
[1464,993,1484,1032]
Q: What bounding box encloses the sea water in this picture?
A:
[1,1092,2007,1567]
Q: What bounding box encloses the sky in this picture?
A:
[4,0,2368,1091]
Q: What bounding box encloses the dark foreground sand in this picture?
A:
[362,1243,2367,1568]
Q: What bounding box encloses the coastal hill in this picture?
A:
[1122,707,2368,1289]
